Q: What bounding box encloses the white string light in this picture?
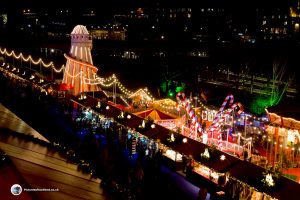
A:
[0,47,65,73]
[1,47,158,100]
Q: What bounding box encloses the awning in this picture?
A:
[134,109,177,120]
[58,83,74,91]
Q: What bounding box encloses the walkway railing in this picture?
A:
[207,138,244,156]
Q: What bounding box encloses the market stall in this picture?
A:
[266,103,300,168]
[133,108,179,130]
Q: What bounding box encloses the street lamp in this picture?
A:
[297,148,300,165]
[267,138,271,161]
[274,141,277,165]
[279,144,283,168]
[244,114,247,138]
[226,128,229,149]
[237,132,241,154]
[292,147,295,165]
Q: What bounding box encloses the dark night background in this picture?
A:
[1,0,300,109]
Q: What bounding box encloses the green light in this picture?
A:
[175,86,184,93]
[160,82,167,93]
[249,97,269,115]
[168,91,174,97]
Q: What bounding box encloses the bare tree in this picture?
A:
[249,56,292,115]
[267,56,291,106]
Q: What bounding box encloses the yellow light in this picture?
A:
[96,101,101,108]
[220,155,226,160]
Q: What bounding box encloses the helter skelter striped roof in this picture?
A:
[71,25,89,35]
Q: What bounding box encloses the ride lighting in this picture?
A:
[182,138,187,143]
[106,106,110,110]
[127,114,131,119]
[151,124,155,129]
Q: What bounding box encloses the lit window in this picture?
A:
[283,28,287,34]
[295,23,299,32]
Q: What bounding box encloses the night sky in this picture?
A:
[1,0,292,11]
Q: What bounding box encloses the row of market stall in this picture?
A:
[70,92,300,200]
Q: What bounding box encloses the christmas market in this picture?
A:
[1,23,300,200]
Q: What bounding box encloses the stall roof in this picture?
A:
[169,137,240,173]
[227,160,300,200]
[142,123,169,139]
[227,160,265,187]
[267,111,300,130]
[134,109,177,120]
[266,101,300,130]
[267,100,300,122]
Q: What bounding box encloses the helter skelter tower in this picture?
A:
[62,25,100,96]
